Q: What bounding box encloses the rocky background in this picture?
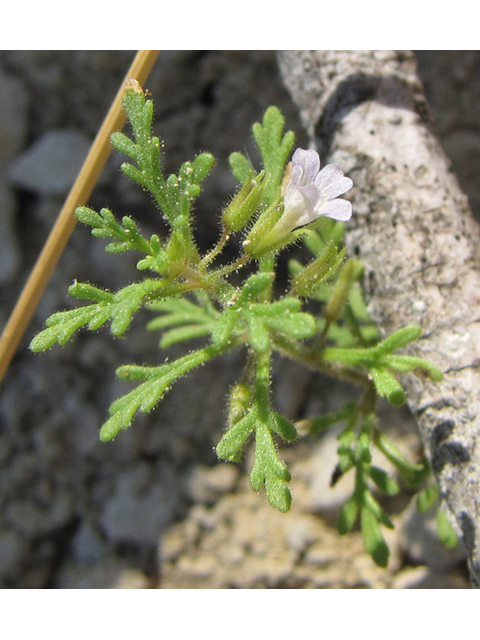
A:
[0,51,478,588]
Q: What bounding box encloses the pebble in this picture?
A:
[100,469,176,546]
[7,128,91,195]
[187,463,240,504]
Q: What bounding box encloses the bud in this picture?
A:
[325,257,361,324]
[291,242,346,297]
[241,200,284,257]
[222,172,265,233]
[228,381,253,426]
[165,229,191,278]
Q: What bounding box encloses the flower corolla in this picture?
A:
[275,148,353,236]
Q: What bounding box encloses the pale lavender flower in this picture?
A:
[275,148,353,236]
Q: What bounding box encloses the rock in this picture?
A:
[187,463,240,505]
[100,467,177,546]
[5,491,72,537]
[302,426,355,514]
[0,67,28,282]
[7,129,91,196]
[0,529,28,578]
[55,556,149,589]
[70,522,105,563]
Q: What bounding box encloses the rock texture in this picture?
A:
[278,50,480,586]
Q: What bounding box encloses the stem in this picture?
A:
[258,255,275,303]
[271,332,371,389]
[201,230,230,267]
[209,253,250,279]
[312,318,332,351]
[254,349,271,422]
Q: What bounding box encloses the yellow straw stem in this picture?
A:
[0,50,160,384]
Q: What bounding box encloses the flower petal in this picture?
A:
[315,164,353,199]
[317,198,353,221]
[292,148,320,184]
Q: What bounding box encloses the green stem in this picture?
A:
[254,349,271,421]
[201,230,230,267]
[271,332,371,389]
[171,335,245,376]
[258,254,275,303]
[209,254,250,279]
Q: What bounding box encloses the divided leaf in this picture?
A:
[250,419,292,513]
[30,279,167,351]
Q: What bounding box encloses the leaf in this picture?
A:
[68,282,114,303]
[363,490,394,530]
[370,367,406,407]
[437,507,459,549]
[251,106,295,204]
[102,343,233,442]
[211,308,241,347]
[147,296,219,347]
[382,354,443,381]
[259,304,316,341]
[216,412,256,461]
[109,280,165,336]
[374,432,430,488]
[368,466,400,496]
[238,272,274,303]
[417,483,440,513]
[270,413,297,442]
[229,152,254,183]
[373,325,422,356]
[76,206,152,255]
[338,496,359,535]
[159,324,212,348]
[306,402,356,436]
[249,419,292,513]
[361,505,389,568]
[30,303,111,351]
[192,152,215,183]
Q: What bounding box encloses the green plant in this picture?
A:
[30,79,451,567]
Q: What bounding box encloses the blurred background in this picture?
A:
[0,51,478,588]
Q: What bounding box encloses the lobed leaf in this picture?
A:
[216,412,256,461]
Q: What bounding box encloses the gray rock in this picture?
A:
[0,529,28,577]
[100,467,177,546]
[187,463,239,505]
[0,68,28,282]
[0,68,29,169]
[5,490,72,537]
[70,522,105,562]
[7,129,91,196]
[55,556,149,589]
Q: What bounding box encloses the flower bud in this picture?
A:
[291,242,346,297]
[325,257,360,324]
[241,200,284,257]
[222,172,266,233]
[228,381,253,426]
